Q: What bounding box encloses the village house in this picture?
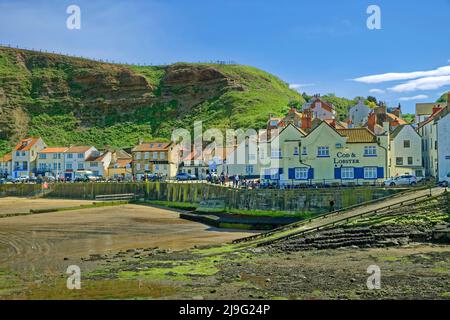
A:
[0,152,12,178]
[63,146,98,180]
[12,137,47,178]
[417,106,445,178]
[131,142,178,179]
[348,99,371,128]
[388,125,424,178]
[436,100,450,183]
[301,95,336,121]
[37,147,69,179]
[85,151,112,177]
[107,149,133,181]
[277,122,387,185]
[218,121,388,186]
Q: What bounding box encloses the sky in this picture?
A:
[1,0,450,113]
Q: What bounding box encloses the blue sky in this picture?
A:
[1,0,450,113]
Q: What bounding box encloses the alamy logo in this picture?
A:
[366,265,381,290]
[366,5,381,30]
[66,265,81,290]
[66,5,81,30]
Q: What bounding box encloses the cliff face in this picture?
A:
[0,46,304,154]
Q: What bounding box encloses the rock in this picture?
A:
[192,296,204,300]
[210,289,217,294]
[63,257,69,261]
[265,278,271,283]
[350,278,356,283]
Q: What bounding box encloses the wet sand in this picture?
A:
[0,199,255,272]
[0,197,98,216]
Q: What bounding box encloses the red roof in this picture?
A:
[14,137,41,151]
[0,153,12,162]
[418,107,445,128]
[66,146,94,153]
[39,147,69,154]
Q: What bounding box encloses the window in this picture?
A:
[155,164,159,171]
[153,152,158,159]
[248,154,256,161]
[39,154,46,159]
[341,167,354,179]
[408,157,413,165]
[66,163,72,170]
[67,153,73,159]
[396,157,403,165]
[144,152,149,159]
[270,168,279,180]
[77,163,84,170]
[293,147,299,156]
[77,153,84,159]
[270,120,278,126]
[136,163,141,171]
[271,149,282,158]
[364,167,377,179]
[404,140,411,148]
[16,151,20,157]
[53,153,58,159]
[135,152,141,160]
[145,164,150,171]
[53,163,57,170]
[317,146,329,157]
[246,165,254,174]
[302,147,307,155]
[364,146,377,156]
[90,162,98,167]
[295,167,308,180]
[21,152,25,157]
[160,152,166,159]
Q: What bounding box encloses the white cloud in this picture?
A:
[353,66,450,84]
[289,83,315,90]
[399,95,429,101]
[389,75,450,92]
[369,89,385,94]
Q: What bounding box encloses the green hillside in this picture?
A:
[0,47,304,156]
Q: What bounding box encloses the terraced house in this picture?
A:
[131,142,178,179]
[218,121,388,185]
[0,153,12,178]
[36,147,68,179]
[12,137,47,178]
[277,122,387,185]
[63,146,98,180]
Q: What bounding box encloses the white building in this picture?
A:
[85,151,112,177]
[12,137,47,178]
[436,106,450,182]
[348,99,371,128]
[37,147,68,178]
[388,125,424,178]
[302,96,336,121]
[64,146,98,180]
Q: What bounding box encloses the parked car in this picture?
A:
[176,172,197,181]
[438,172,450,187]
[383,175,418,187]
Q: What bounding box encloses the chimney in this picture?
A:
[392,106,401,118]
[301,109,312,130]
[367,112,376,133]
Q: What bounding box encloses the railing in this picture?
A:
[254,190,446,247]
[95,193,136,201]
[232,184,433,244]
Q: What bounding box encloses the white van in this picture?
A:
[438,172,450,187]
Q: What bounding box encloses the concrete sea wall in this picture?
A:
[0,182,401,213]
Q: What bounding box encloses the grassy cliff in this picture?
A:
[0,46,304,155]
